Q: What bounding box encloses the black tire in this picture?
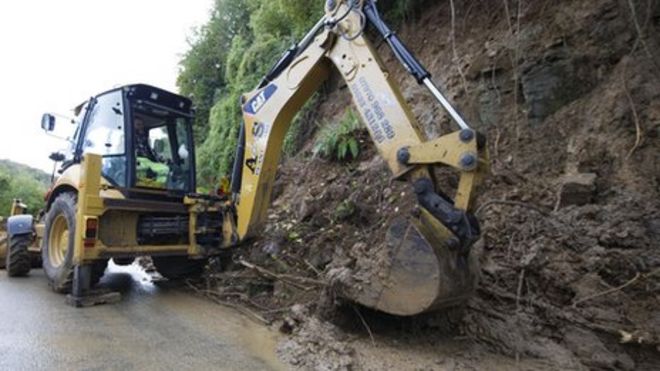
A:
[6,234,31,277]
[152,256,205,280]
[42,193,77,293]
[30,255,42,269]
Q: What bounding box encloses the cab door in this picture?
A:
[78,90,127,187]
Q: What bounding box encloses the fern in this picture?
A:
[348,137,359,159]
[313,108,364,161]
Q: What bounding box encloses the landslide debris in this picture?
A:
[189,0,660,369]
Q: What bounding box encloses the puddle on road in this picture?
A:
[102,260,287,370]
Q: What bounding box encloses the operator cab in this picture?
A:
[42,84,196,196]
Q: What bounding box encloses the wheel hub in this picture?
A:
[48,215,69,267]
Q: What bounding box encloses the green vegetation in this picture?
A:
[313,108,363,161]
[178,0,321,185]
[178,0,428,186]
[379,0,430,22]
[0,160,49,217]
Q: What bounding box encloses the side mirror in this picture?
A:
[41,113,56,132]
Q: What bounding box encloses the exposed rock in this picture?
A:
[558,172,597,207]
[521,50,596,123]
[296,196,318,222]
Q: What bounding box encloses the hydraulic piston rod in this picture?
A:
[422,78,470,130]
[363,0,471,131]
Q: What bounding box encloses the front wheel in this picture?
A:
[6,234,32,277]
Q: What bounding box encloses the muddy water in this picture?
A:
[0,262,286,370]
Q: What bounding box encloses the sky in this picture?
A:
[0,0,213,172]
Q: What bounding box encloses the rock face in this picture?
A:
[558,172,597,207]
[521,51,596,124]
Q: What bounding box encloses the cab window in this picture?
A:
[134,113,192,192]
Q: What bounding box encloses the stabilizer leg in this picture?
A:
[66,264,120,307]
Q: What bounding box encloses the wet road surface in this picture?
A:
[0,263,285,371]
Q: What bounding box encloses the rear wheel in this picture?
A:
[6,234,32,277]
[152,256,205,280]
[42,193,77,293]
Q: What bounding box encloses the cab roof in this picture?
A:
[73,84,192,116]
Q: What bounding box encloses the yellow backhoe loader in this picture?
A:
[2,0,487,314]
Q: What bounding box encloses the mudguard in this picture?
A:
[7,215,34,236]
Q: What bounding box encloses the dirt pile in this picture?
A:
[278,305,354,371]
[191,0,660,369]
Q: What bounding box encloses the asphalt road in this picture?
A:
[0,263,285,371]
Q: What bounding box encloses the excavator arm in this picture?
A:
[229,0,488,316]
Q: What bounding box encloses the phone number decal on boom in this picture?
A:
[352,77,396,143]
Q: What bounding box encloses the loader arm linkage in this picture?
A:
[230,0,488,316]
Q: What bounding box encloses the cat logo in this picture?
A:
[243,84,278,115]
[251,92,267,113]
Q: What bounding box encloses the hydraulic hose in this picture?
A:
[230,122,245,197]
[363,0,471,130]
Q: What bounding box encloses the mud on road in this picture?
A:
[0,263,285,371]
